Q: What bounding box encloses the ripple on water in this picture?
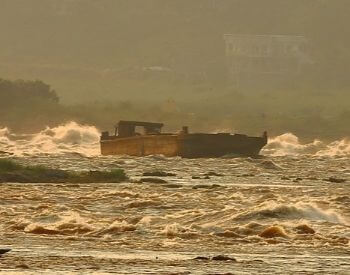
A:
[0,148,349,273]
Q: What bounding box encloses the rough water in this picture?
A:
[0,123,349,274]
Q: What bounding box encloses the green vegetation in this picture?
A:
[0,159,22,172]
[0,79,58,104]
[0,159,128,183]
[0,78,65,132]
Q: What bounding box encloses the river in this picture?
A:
[0,123,349,274]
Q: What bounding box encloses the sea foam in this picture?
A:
[0,122,100,157]
[263,133,350,156]
[234,201,348,225]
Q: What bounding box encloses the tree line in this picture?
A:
[0,79,59,108]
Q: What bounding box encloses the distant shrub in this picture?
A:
[0,159,22,172]
[108,169,127,180]
[0,79,59,105]
[0,159,128,183]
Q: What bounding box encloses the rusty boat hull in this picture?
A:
[100,133,267,158]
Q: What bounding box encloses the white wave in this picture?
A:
[316,139,350,156]
[235,201,348,225]
[0,127,10,137]
[262,133,350,156]
[161,223,185,237]
[0,127,16,154]
[0,122,100,157]
[23,211,96,235]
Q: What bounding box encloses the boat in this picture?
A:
[100,121,267,158]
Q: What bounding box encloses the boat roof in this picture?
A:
[117,121,164,128]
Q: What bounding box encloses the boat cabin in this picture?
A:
[115,121,164,138]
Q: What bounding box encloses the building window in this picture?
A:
[228,43,233,52]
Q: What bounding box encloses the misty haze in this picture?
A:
[0,1,349,274]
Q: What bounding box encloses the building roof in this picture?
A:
[224,34,307,42]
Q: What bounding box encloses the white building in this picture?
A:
[223,34,310,88]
